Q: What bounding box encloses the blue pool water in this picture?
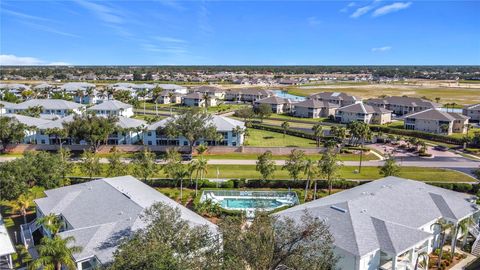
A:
[221,198,284,210]
[272,90,306,101]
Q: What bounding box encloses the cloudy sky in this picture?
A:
[1,0,479,65]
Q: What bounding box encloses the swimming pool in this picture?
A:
[200,190,299,212]
[272,90,306,101]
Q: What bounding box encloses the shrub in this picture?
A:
[370,125,465,146]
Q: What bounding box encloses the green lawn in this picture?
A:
[70,163,475,182]
[199,152,378,161]
[449,128,480,139]
[245,128,317,147]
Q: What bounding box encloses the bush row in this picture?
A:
[370,125,464,145]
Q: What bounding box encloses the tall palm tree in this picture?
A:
[413,251,428,270]
[281,121,290,138]
[312,123,323,147]
[431,220,453,269]
[36,213,64,237]
[303,158,318,201]
[195,157,208,196]
[232,125,245,146]
[7,193,32,224]
[357,123,372,173]
[29,235,82,270]
[202,92,211,109]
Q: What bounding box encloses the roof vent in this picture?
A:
[330,205,347,213]
[119,211,124,215]
[361,209,368,213]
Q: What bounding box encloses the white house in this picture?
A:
[24,176,217,270]
[0,214,15,269]
[87,100,134,118]
[225,88,272,102]
[143,115,245,147]
[308,92,359,107]
[6,99,85,117]
[157,84,188,94]
[107,116,146,145]
[463,103,480,122]
[156,90,183,104]
[275,177,480,270]
[254,96,292,114]
[404,108,470,135]
[4,114,52,144]
[182,92,217,107]
[59,82,96,94]
[192,86,226,99]
[0,100,15,115]
[293,99,339,118]
[335,103,392,124]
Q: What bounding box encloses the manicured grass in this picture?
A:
[265,113,329,123]
[261,119,318,129]
[200,152,378,161]
[131,114,165,122]
[449,128,480,139]
[245,128,317,147]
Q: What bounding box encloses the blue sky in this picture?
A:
[1,0,479,65]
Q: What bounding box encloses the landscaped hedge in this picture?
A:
[230,178,362,189]
[370,125,464,145]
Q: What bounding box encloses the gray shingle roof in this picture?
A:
[404,109,468,121]
[0,100,16,108]
[147,115,245,131]
[36,176,217,264]
[4,113,52,127]
[294,99,339,109]
[255,96,291,105]
[464,104,480,110]
[308,92,358,102]
[338,103,391,114]
[367,96,440,108]
[87,100,132,111]
[274,177,478,257]
[115,116,146,129]
[11,99,84,110]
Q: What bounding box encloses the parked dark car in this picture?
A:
[434,145,449,151]
[181,154,193,161]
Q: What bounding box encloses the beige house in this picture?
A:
[335,103,392,124]
[192,86,225,99]
[225,88,272,102]
[404,108,469,135]
[156,90,183,104]
[293,99,339,118]
[308,92,359,107]
[254,96,292,114]
[366,96,440,116]
[463,103,480,122]
[182,92,217,107]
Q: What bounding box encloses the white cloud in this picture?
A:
[155,37,186,43]
[307,16,321,26]
[74,0,123,24]
[0,54,71,66]
[340,2,356,13]
[373,2,412,17]
[371,46,392,52]
[2,8,53,22]
[350,0,382,18]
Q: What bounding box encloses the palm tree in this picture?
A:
[202,93,211,109]
[318,151,342,195]
[431,220,453,269]
[357,123,372,173]
[168,92,175,116]
[29,235,82,270]
[36,213,64,237]
[413,251,428,270]
[232,125,245,145]
[195,157,208,196]
[7,193,32,224]
[303,158,318,201]
[440,124,450,134]
[312,123,323,147]
[281,121,290,138]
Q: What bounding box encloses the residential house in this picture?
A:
[157,84,188,94]
[254,96,292,114]
[366,96,441,116]
[0,100,15,115]
[107,117,146,145]
[59,82,96,95]
[293,99,339,118]
[404,108,469,135]
[87,100,134,118]
[6,99,85,117]
[0,83,30,99]
[144,115,245,146]
[24,176,217,270]
[224,88,272,102]
[308,92,359,107]
[0,213,15,269]
[182,92,217,107]
[463,104,480,122]
[275,177,480,270]
[156,90,183,104]
[335,103,392,124]
[36,115,77,145]
[192,86,226,99]
[4,114,52,144]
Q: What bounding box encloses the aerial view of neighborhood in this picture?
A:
[0,1,479,270]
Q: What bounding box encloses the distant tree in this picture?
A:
[19,105,43,118]
[0,116,26,153]
[281,121,289,138]
[163,148,189,201]
[282,149,306,181]
[256,151,276,180]
[234,107,255,122]
[132,148,158,182]
[435,97,441,104]
[318,150,342,195]
[45,127,69,149]
[312,123,323,147]
[80,150,102,180]
[220,211,337,270]
[255,103,272,122]
[203,93,212,109]
[57,148,72,184]
[379,154,400,177]
[64,114,117,152]
[107,146,127,177]
[6,193,32,224]
[109,203,222,270]
[164,109,219,154]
